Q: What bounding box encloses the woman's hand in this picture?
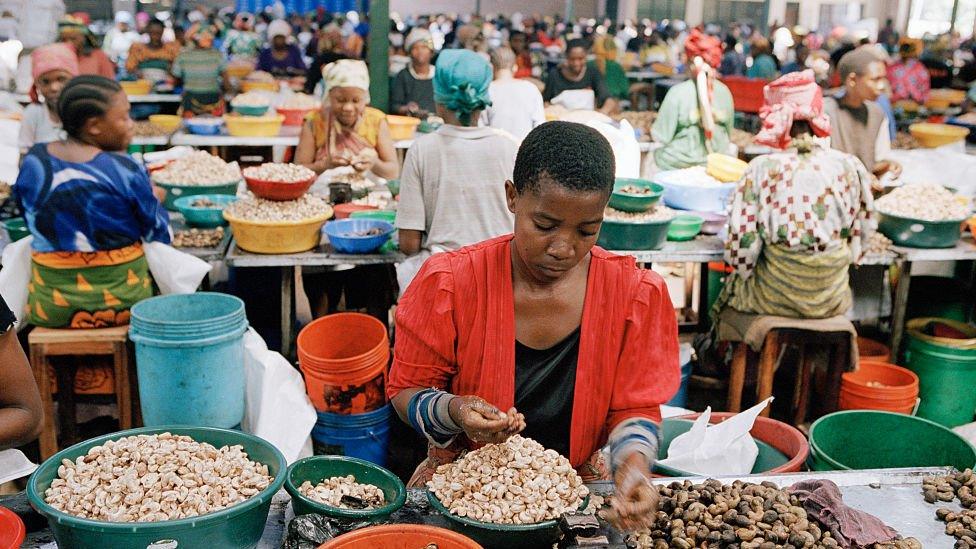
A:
[873,160,902,181]
[351,148,378,173]
[448,395,525,444]
[607,452,658,532]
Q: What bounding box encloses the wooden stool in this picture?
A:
[727,329,851,425]
[28,326,134,459]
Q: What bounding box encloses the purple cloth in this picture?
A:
[256,44,306,77]
[789,479,899,548]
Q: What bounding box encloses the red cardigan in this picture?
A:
[387,235,680,467]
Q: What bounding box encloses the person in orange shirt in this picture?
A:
[58,17,116,79]
[388,121,680,532]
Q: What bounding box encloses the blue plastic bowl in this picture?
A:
[185,118,224,135]
[173,194,238,228]
[946,117,976,143]
[655,169,737,213]
[324,219,394,254]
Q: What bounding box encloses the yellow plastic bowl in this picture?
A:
[909,123,969,148]
[148,114,181,132]
[241,81,279,93]
[386,115,420,141]
[121,80,152,95]
[706,153,749,183]
[924,98,951,111]
[223,208,333,254]
[226,63,256,79]
[929,88,966,105]
[223,114,284,137]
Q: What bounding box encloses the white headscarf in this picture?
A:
[267,19,292,40]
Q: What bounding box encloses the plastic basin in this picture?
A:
[839,361,919,414]
[276,106,317,126]
[876,211,965,248]
[173,194,237,228]
[224,207,333,254]
[0,506,25,549]
[667,214,704,241]
[153,180,240,211]
[350,210,397,224]
[241,81,279,93]
[324,219,394,254]
[3,217,30,242]
[808,410,976,471]
[910,122,968,148]
[224,114,284,137]
[334,203,378,219]
[597,218,671,250]
[857,337,891,364]
[427,491,586,549]
[244,173,315,201]
[608,178,663,213]
[319,524,482,549]
[233,104,270,116]
[654,169,737,213]
[120,80,151,95]
[185,117,224,135]
[386,115,420,141]
[284,455,405,520]
[26,426,286,549]
[148,114,181,132]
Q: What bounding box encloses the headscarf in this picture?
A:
[322,59,370,102]
[685,28,723,69]
[433,49,492,125]
[114,11,133,26]
[754,70,831,149]
[267,19,292,41]
[898,37,923,58]
[405,27,433,53]
[29,43,79,102]
[186,22,217,49]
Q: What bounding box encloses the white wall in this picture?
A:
[390,0,600,18]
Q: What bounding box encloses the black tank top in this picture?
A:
[514,327,580,458]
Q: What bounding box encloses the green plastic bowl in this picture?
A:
[876,211,966,248]
[173,194,238,228]
[154,180,241,211]
[608,178,664,213]
[667,214,704,241]
[3,217,30,242]
[284,456,406,520]
[349,210,397,224]
[233,104,270,116]
[427,490,587,549]
[652,418,789,476]
[27,426,286,549]
[597,218,672,251]
[808,410,976,471]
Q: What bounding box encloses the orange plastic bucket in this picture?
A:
[840,361,919,414]
[319,524,482,549]
[301,365,387,414]
[857,337,891,364]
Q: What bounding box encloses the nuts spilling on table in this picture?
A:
[280,93,320,110]
[924,469,976,507]
[875,183,971,221]
[173,228,224,248]
[243,163,315,184]
[225,193,330,222]
[231,92,271,108]
[152,151,241,186]
[43,432,273,522]
[604,205,676,223]
[298,476,385,510]
[428,435,588,525]
[936,508,976,548]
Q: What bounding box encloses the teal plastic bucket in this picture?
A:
[312,404,391,467]
[131,326,247,427]
[665,344,693,408]
[130,293,246,340]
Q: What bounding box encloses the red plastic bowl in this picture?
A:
[276,106,318,126]
[244,173,315,201]
[332,203,378,219]
[0,506,25,549]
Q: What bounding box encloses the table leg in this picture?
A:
[280,266,294,357]
[889,259,913,360]
[30,344,59,460]
[698,262,711,332]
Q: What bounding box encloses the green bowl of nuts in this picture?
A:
[154,180,241,211]
[608,178,664,213]
[284,455,406,521]
[26,426,286,549]
[876,211,967,249]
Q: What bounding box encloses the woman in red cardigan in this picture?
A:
[387,121,680,531]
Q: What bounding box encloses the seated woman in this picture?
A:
[716,71,875,319]
[391,28,437,118]
[256,20,307,78]
[172,23,226,117]
[590,35,630,107]
[223,12,262,64]
[59,16,115,79]
[294,60,398,179]
[13,75,170,329]
[543,39,618,114]
[125,18,181,84]
[746,37,779,80]
[652,29,734,171]
[19,43,78,156]
[887,38,930,105]
[389,121,679,531]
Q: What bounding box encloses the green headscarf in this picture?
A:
[433,49,492,126]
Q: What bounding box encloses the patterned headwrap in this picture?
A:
[30,43,79,103]
[322,59,371,102]
[433,49,492,125]
[186,22,217,49]
[754,70,831,149]
[685,28,723,69]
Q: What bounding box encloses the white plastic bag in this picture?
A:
[657,397,773,476]
[143,241,212,295]
[0,448,36,484]
[551,89,596,111]
[241,329,316,464]
[0,234,31,327]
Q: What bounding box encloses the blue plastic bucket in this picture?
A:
[666,344,694,408]
[311,404,392,467]
[131,293,246,340]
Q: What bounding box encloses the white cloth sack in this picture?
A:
[657,397,773,476]
[0,236,210,328]
[0,448,35,484]
[241,329,315,463]
[886,145,976,199]
[551,89,596,111]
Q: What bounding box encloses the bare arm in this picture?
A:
[0,330,43,450]
[295,119,330,174]
[370,120,400,180]
[399,229,423,255]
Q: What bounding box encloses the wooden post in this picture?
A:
[367,0,391,113]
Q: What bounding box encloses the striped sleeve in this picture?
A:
[407,388,463,448]
[607,417,660,473]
